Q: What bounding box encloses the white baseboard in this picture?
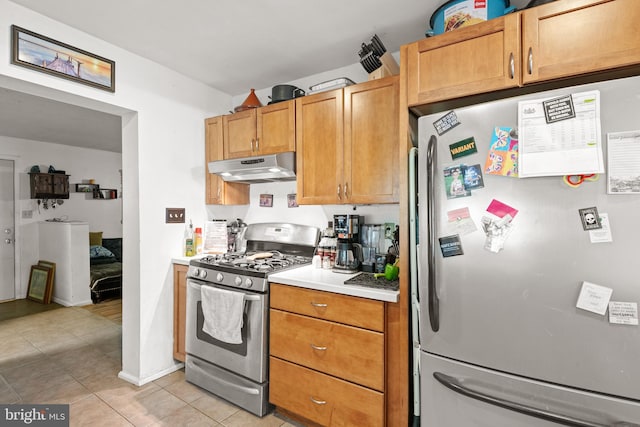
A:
[52,296,92,307]
[118,362,185,386]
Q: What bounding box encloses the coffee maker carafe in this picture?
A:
[360,224,385,273]
[332,214,363,273]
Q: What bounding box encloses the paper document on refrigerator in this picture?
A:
[607,130,640,194]
[518,90,604,177]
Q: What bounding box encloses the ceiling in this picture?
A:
[3,0,530,152]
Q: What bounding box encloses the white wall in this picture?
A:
[0,135,122,297]
[0,0,231,385]
[206,181,400,243]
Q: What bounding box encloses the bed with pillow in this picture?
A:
[89,232,122,303]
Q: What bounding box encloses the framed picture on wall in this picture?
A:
[259,194,273,207]
[11,25,116,92]
[287,193,298,208]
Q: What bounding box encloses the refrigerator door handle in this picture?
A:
[427,135,440,332]
[433,372,637,427]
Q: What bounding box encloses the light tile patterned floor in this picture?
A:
[0,303,296,427]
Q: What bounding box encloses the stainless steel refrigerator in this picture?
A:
[413,75,640,426]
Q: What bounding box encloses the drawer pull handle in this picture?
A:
[310,302,327,308]
[310,396,327,405]
[310,344,327,351]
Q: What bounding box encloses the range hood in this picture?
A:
[208,151,296,183]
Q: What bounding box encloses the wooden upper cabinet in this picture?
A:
[522,0,640,84]
[407,12,521,106]
[257,100,296,155]
[223,100,295,159]
[296,77,399,205]
[344,77,399,204]
[296,89,344,205]
[205,116,249,205]
[223,109,256,159]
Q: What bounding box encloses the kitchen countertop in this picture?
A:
[171,254,209,265]
[269,265,399,303]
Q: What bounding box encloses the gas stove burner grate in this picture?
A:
[194,251,312,274]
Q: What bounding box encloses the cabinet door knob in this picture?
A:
[310,302,327,308]
[310,344,327,351]
[337,184,341,199]
[344,182,349,199]
[527,47,533,75]
[255,137,260,152]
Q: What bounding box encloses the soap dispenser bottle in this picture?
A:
[185,220,195,257]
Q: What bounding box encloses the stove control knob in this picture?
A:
[192,268,200,277]
[216,273,224,282]
[199,270,207,279]
[244,278,253,288]
[234,276,242,286]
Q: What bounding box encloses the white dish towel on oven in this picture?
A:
[201,286,245,344]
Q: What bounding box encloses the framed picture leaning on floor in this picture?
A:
[27,265,52,304]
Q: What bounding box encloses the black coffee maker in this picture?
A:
[332,214,364,273]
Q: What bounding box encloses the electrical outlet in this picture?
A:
[166,208,185,223]
[384,222,395,239]
[22,210,33,219]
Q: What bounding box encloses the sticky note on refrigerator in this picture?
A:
[576,281,613,315]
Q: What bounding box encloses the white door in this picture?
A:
[0,159,15,301]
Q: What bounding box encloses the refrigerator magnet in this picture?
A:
[433,110,460,136]
[486,199,518,219]
[447,207,477,235]
[449,137,477,159]
[542,95,576,124]
[439,235,464,257]
[444,166,471,199]
[579,206,602,230]
[484,127,518,178]
[462,164,484,190]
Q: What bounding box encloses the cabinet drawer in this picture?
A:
[270,357,384,427]
[270,309,384,391]
[270,283,384,331]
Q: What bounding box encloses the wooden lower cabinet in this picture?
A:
[269,283,385,426]
[173,263,188,362]
[270,357,384,427]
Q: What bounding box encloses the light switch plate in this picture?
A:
[166,208,185,223]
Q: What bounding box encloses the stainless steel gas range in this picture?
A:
[185,222,319,416]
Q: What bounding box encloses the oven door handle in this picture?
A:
[187,358,260,395]
[187,280,261,301]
